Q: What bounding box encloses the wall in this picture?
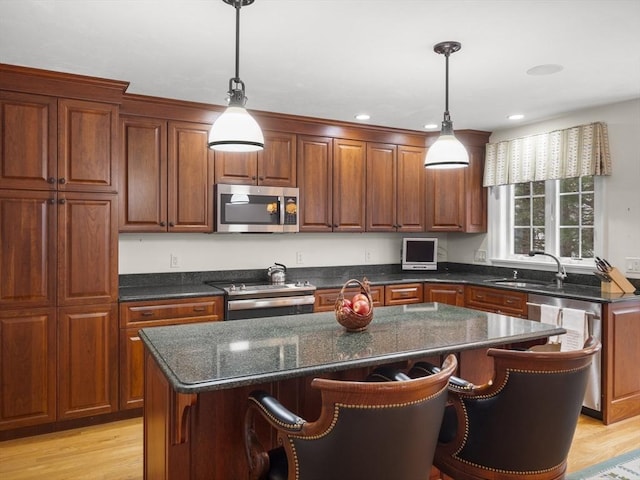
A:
[119,98,639,276]
[447,98,640,278]
[118,232,448,274]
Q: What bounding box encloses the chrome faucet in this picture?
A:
[528,251,567,288]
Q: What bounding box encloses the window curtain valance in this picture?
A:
[483,121,612,187]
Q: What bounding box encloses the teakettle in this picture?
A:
[267,263,287,284]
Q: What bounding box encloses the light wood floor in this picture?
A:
[1,414,639,479]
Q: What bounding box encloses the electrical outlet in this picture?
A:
[296,251,304,265]
[170,253,180,268]
[365,250,372,263]
[474,249,487,263]
[626,257,640,273]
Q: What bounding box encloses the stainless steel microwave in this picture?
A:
[215,184,299,233]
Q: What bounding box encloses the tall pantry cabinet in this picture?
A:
[0,66,125,432]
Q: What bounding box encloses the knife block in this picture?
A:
[601,267,636,294]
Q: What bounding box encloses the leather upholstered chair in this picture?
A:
[411,338,601,480]
[243,354,457,480]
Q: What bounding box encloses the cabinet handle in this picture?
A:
[48,198,56,204]
[59,198,66,204]
[252,176,257,180]
[160,221,166,226]
[333,224,338,228]
[193,307,206,312]
[141,311,154,317]
[505,299,515,305]
[47,177,56,184]
[58,178,66,184]
[169,222,175,227]
[258,176,264,181]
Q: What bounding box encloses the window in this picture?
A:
[489,176,600,266]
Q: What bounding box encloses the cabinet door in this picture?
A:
[0,91,57,190]
[0,308,57,430]
[120,116,168,232]
[464,144,488,233]
[58,98,118,192]
[397,146,426,232]
[366,143,397,232]
[57,192,118,306]
[0,190,56,308]
[424,283,464,306]
[333,139,366,232]
[120,327,145,410]
[58,303,118,420]
[258,131,297,186]
[297,136,333,232]
[425,167,465,231]
[603,300,640,424]
[384,283,423,305]
[214,151,258,185]
[168,121,214,232]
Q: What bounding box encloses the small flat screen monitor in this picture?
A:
[402,238,438,271]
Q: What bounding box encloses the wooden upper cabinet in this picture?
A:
[366,144,426,232]
[120,116,168,232]
[0,91,57,190]
[425,132,489,232]
[425,166,465,231]
[214,130,296,187]
[333,139,366,232]
[397,146,426,232]
[57,192,118,306]
[58,98,118,192]
[297,135,333,232]
[119,117,213,233]
[0,190,57,308]
[167,121,213,232]
[366,143,397,232]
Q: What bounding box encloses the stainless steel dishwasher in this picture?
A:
[527,293,603,419]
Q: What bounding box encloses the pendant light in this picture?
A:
[208,0,264,152]
[424,41,469,169]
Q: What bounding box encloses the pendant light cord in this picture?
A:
[443,49,450,122]
[234,1,241,82]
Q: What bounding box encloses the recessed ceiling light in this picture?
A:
[424,123,439,130]
[508,114,525,120]
[526,64,564,76]
[355,113,370,121]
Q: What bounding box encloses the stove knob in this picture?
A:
[304,280,310,286]
[229,284,236,292]
[240,284,246,290]
[295,280,303,287]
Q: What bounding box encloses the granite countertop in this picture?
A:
[139,302,566,394]
[119,268,639,304]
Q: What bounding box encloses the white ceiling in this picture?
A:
[2,0,639,133]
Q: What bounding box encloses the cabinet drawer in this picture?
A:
[384,283,424,305]
[120,296,223,326]
[314,286,384,312]
[465,286,527,316]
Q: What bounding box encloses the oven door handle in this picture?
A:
[227,295,316,311]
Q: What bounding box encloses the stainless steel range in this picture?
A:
[212,281,317,320]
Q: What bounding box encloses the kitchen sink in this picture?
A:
[489,279,556,289]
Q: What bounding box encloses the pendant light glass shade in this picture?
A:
[424,41,468,169]
[209,106,264,152]
[208,0,263,152]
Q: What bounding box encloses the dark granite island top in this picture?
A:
[140,302,566,394]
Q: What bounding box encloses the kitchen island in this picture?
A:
[140,302,565,480]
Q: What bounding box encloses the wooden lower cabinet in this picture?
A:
[424,283,465,306]
[57,303,118,420]
[314,285,384,312]
[119,297,224,410]
[602,299,640,424]
[0,308,57,430]
[384,283,423,305]
[464,285,527,317]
